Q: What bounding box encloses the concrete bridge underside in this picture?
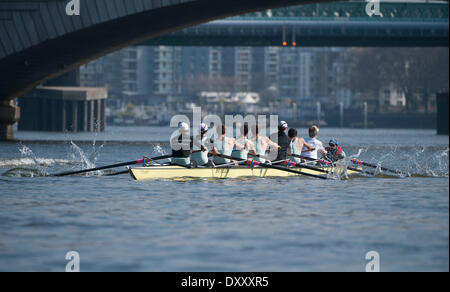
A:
[0,0,334,140]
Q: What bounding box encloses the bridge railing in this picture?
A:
[235,2,449,22]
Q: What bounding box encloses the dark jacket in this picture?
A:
[274,130,289,161]
[171,134,192,158]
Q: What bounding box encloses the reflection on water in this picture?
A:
[0,127,448,271]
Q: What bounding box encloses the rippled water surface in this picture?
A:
[0,127,448,271]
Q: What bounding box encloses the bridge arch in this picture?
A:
[0,0,332,101]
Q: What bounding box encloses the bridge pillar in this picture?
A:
[0,100,20,141]
[18,87,107,133]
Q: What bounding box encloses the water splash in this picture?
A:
[69,141,96,170]
[0,158,73,168]
[65,140,109,176]
[0,144,71,177]
[19,144,33,156]
[17,144,49,175]
[152,144,167,156]
[341,146,449,178]
[2,168,47,178]
[88,125,105,167]
[407,147,449,177]
[18,144,41,168]
[435,148,449,176]
[88,139,105,168]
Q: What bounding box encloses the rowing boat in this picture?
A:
[129,164,362,180]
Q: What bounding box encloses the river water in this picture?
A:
[0,127,448,271]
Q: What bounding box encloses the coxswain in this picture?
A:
[324,139,346,162]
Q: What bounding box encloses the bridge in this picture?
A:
[0,0,448,140]
[143,2,449,47]
[0,0,331,140]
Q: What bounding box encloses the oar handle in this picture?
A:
[291,154,332,166]
[282,160,329,174]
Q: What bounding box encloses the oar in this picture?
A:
[212,153,327,180]
[281,160,329,174]
[51,155,172,177]
[350,158,399,174]
[291,154,377,176]
[290,154,332,166]
[214,159,248,168]
[249,160,328,179]
[250,153,329,174]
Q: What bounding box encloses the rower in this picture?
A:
[231,124,257,160]
[324,139,346,162]
[212,125,241,165]
[288,128,315,164]
[170,122,192,167]
[271,121,290,163]
[302,125,327,160]
[251,124,279,163]
[192,123,214,167]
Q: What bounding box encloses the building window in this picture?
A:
[239,64,249,72]
[128,62,137,70]
[129,51,137,59]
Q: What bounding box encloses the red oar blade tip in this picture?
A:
[284,160,297,167]
[246,160,261,167]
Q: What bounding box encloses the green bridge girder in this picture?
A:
[142,2,449,47]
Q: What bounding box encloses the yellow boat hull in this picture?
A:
[129,165,361,180]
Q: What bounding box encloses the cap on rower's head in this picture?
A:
[200,123,208,134]
[309,125,319,138]
[329,139,338,146]
[279,121,288,130]
[178,122,189,133]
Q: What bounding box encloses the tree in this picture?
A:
[351,48,449,113]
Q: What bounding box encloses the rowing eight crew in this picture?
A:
[170,121,346,167]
